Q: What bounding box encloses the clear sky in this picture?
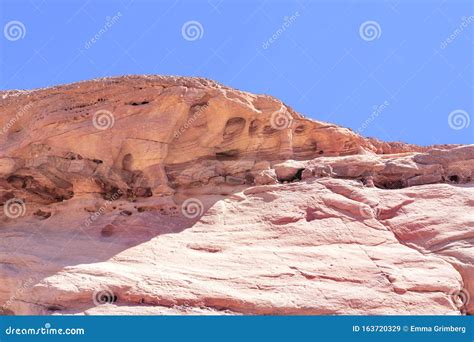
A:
[1,0,473,145]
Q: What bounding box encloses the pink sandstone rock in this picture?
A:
[0,76,472,315]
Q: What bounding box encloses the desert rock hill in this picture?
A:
[0,75,473,315]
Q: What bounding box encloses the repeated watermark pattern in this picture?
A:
[262,11,300,49]
[181,198,204,219]
[92,110,115,130]
[84,189,122,227]
[357,100,390,133]
[448,109,470,130]
[359,20,382,42]
[440,16,474,50]
[270,106,293,130]
[0,1,472,319]
[3,20,26,41]
[3,198,26,219]
[2,277,37,311]
[181,20,204,41]
[174,104,208,139]
[84,12,122,50]
[92,287,116,306]
[449,287,470,312]
[0,102,33,135]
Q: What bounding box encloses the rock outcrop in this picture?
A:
[0,75,472,315]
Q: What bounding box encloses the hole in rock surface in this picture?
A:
[127,187,153,199]
[101,224,115,237]
[127,100,150,106]
[223,117,246,140]
[47,305,63,312]
[263,125,277,134]
[449,175,459,183]
[102,186,123,201]
[278,168,305,183]
[249,119,260,135]
[34,209,51,220]
[294,168,305,181]
[245,172,255,185]
[376,180,404,189]
[295,125,305,134]
[215,149,240,160]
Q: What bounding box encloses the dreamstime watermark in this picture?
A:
[270,107,293,130]
[3,20,26,41]
[440,16,474,49]
[181,20,204,41]
[92,287,117,306]
[2,277,37,311]
[181,198,204,219]
[174,104,208,139]
[449,287,470,312]
[5,323,85,336]
[92,109,115,130]
[359,20,382,41]
[3,198,26,219]
[84,189,122,227]
[84,12,122,49]
[0,102,33,135]
[448,109,470,130]
[262,12,300,49]
[357,100,390,133]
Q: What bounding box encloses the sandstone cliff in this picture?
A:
[0,75,472,315]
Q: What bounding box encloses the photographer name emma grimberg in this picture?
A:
[409,325,466,334]
[5,323,85,336]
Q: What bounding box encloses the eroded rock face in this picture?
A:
[0,76,472,315]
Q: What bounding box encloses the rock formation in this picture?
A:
[0,75,472,315]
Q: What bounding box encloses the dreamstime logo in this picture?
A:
[359,20,382,41]
[448,109,470,130]
[449,288,470,310]
[181,21,204,41]
[3,198,26,218]
[92,287,116,306]
[92,110,115,130]
[181,198,204,219]
[270,107,293,130]
[3,20,26,41]
[440,16,474,49]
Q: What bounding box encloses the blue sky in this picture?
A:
[1,0,473,145]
